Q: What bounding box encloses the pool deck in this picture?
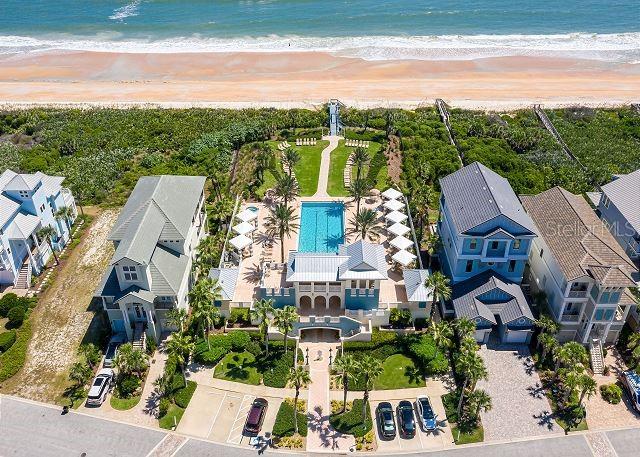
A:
[230,195,412,307]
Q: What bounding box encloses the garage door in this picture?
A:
[503,330,530,343]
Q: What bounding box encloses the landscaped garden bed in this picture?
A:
[0,294,38,383]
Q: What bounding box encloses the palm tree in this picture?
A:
[467,389,492,418]
[455,351,488,416]
[274,174,299,207]
[358,355,383,420]
[196,237,220,274]
[554,341,588,372]
[189,277,222,349]
[348,177,370,218]
[166,308,188,333]
[413,185,434,239]
[351,147,370,181]
[68,361,92,387]
[431,320,453,352]
[273,306,298,354]
[577,373,597,407]
[127,347,149,379]
[453,317,477,342]
[166,332,195,386]
[283,148,300,177]
[250,299,274,355]
[265,204,300,263]
[287,366,311,434]
[36,225,59,264]
[334,354,358,413]
[425,271,451,321]
[539,333,558,362]
[54,206,74,234]
[535,315,560,341]
[350,209,381,241]
[627,332,640,363]
[423,233,441,269]
[255,143,273,182]
[77,343,101,369]
[113,343,148,378]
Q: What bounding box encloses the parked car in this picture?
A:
[86,368,114,406]
[376,402,396,439]
[622,370,640,412]
[244,398,268,435]
[103,333,126,368]
[396,400,416,438]
[416,396,437,431]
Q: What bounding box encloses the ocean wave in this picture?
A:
[1,32,639,62]
[109,0,142,21]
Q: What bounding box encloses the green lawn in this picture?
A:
[110,394,141,411]
[264,140,328,196]
[452,425,484,444]
[159,404,185,430]
[374,354,424,390]
[213,351,261,385]
[327,140,386,197]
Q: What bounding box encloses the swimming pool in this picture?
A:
[298,202,345,253]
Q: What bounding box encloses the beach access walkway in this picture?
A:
[314,135,340,197]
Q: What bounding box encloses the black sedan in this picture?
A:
[376,402,397,439]
[396,400,416,438]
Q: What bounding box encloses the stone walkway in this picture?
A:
[313,135,340,197]
[301,341,355,452]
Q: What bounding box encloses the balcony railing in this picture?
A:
[615,306,625,322]
[299,285,312,293]
[314,285,327,293]
[567,290,588,298]
[561,314,580,322]
[329,285,342,293]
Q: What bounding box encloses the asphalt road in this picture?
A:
[1,395,638,457]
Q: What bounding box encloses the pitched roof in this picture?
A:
[403,269,432,302]
[286,252,348,282]
[6,212,40,239]
[0,194,20,229]
[109,175,206,241]
[520,187,637,286]
[452,271,534,325]
[439,162,536,235]
[2,172,41,191]
[148,245,190,295]
[110,203,165,265]
[338,240,388,280]
[600,169,640,233]
[209,267,240,301]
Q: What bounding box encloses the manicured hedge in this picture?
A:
[0,330,16,353]
[600,384,622,404]
[329,399,372,437]
[272,401,308,437]
[193,331,252,365]
[174,380,197,408]
[262,351,295,388]
[0,320,31,382]
[6,306,26,328]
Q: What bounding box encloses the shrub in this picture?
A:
[329,399,372,437]
[408,333,448,374]
[6,306,26,328]
[262,351,295,388]
[272,401,308,437]
[117,374,141,398]
[275,435,304,449]
[0,293,19,317]
[389,308,413,328]
[228,308,251,326]
[0,320,31,382]
[146,338,157,355]
[600,384,622,404]
[246,340,262,356]
[174,380,197,408]
[227,331,250,352]
[0,330,17,353]
[159,397,170,418]
[193,346,228,365]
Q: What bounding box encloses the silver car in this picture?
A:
[103,334,126,368]
[86,368,114,406]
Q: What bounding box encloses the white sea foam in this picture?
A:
[1,32,639,62]
[109,0,142,21]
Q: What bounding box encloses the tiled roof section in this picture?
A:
[452,271,534,325]
[338,240,388,280]
[620,290,638,306]
[439,162,536,235]
[403,269,432,302]
[6,212,40,239]
[209,267,240,301]
[286,252,347,282]
[601,169,640,233]
[0,194,20,228]
[520,187,637,286]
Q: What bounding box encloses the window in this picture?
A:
[469,239,477,250]
[123,265,138,281]
[351,280,357,289]
[513,240,521,250]
[601,292,610,303]
[604,309,615,320]
[368,280,375,290]
[465,260,473,272]
[508,260,516,272]
[610,291,621,304]
[491,241,499,250]
[602,195,610,208]
[542,275,547,287]
[594,309,604,320]
[19,191,28,198]
[590,285,599,300]
[539,248,544,258]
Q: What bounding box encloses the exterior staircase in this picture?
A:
[589,338,604,375]
[15,261,31,289]
[132,323,147,352]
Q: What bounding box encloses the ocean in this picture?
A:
[1,0,639,62]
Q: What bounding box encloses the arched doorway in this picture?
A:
[314,295,327,311]
[328,296,341,315]
[299,296,312,315]
[300,328,340,343]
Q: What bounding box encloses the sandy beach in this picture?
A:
[0,50,639,109]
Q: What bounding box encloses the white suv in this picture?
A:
[86,368,114,406]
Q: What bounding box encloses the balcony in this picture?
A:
[328,285,342,293]
[567,290,588,298]
[314,284,327,293]
[615,306,625,322]
[561,313,580,322]
[299,285,312,293]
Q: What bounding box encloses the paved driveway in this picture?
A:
[477,337,561,441]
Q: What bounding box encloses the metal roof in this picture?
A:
[403,269,432,302]
[0,195,20,229]
[600,169,640,234]
[439,162,536,236]
[209,267,240,301]
[286,252,348,282]
[382,188,403,200]
[6,212,40,239]
[111,203,165,265]
[338,240,388,280]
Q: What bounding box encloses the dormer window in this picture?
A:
[602,195,610,208]
[19,191,29,198]
[490,241,499,250]
[470,239,477,250]
[513,240,521,249]
[123,265,138,281]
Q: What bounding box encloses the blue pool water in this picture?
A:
[298,202,344,253]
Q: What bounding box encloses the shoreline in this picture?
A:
[1,50,638,110]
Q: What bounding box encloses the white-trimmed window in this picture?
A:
[602,195,610,208]
[469,239,477,250]
[123,265,138,281]
[513,239,521,250]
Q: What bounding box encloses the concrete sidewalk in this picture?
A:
[314,135,340,197]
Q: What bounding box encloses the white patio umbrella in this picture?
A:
[383,199,404,212]
[392,249,417,267]
[382,187,403,200]
[232,221,255,235]
[385,210,408,224]
[390,235,413,251]
[387,222,410,237]
[229,234,252,251]
[236,208,258,223]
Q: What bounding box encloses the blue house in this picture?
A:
[438,162,537,343]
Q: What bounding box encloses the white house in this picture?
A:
[0,169,77,289]
[95,175,207,345]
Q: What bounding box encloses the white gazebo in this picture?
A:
[236,208,258,223]
[392,249,417,267]
[383,199,405,212]
[387,222,410,237]
[382,187,403,200]
[390,235,413,251]
[232,221,255,236]
[385,210,408,224]
[230,234,252,252]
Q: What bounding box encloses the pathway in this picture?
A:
[301,341,355,452]
[313,135,340,197]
